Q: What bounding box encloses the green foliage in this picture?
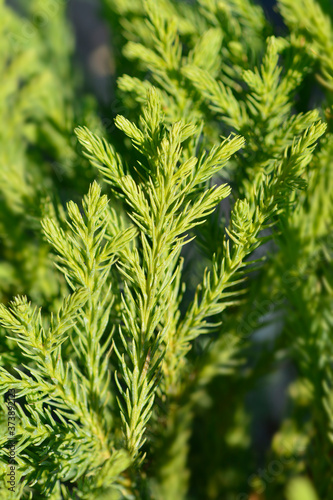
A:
[0,0,332,499]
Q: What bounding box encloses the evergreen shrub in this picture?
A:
[0,0,332,498]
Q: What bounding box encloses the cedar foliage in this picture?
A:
[0,0,332,498]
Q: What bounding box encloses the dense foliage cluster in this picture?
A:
[0,0,332,498]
